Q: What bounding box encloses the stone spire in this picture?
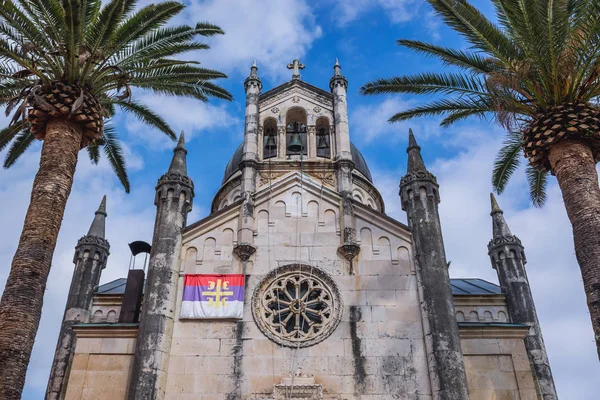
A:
[46,197,110,399]
[245,60,262,91]
[487,195,557,399]
[399,129,470,399]
[167,131,188,176]
[490,192,512,237]
[406,128,426,172]
[129,128,194,399]
[86,195,107,238]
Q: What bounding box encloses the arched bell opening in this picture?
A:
[263,117,278,159]
[285,107,307,156]
[316,117,331,159]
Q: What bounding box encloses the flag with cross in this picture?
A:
[180,274,245,319]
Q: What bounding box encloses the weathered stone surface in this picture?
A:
[399,130,470,400]
[488,194,557,400]
[46,197,110,400]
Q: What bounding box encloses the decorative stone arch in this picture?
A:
[285,107,308,156]
[315,116,331,158]
[262,117,278,160]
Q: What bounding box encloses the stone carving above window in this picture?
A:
[252,264,343,348]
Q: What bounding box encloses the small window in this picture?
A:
[316,117,331,158]
[263,119,277,159]
[286,121,307,156]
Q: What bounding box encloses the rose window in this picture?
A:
[252,265,343,348]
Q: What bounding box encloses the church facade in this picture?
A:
[48,61,557,400]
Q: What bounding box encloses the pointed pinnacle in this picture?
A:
[406,129,426,172]
[168,131,188,176]
[490,193,513,237]
[87,195,107,238]
[407,128,420,151]
[96,194,107,216]
[335,58,339,66]
[176,131,186,150]
[252,59,257,67]
[490,192,503,215]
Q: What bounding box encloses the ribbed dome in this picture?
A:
[222,142,373,183]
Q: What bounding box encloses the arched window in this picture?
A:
[316,117,331,158]
[263,118,277,159]
[286,108,307,156]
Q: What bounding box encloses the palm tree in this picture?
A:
[361,0,600,358]
[0,0,231,396]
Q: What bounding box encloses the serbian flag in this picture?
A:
[180,274,245,319]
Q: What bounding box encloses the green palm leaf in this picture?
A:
[526,165,548,207]
[492,132,522,193]
[116,100,176,139]
[3,130,34,168]
[102,126,129,192]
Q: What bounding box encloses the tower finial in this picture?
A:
[168,131,188,176]
[249,60,258,78]
[333,58,342,77]
[490,193,512,237]
[406,129,426,172]
[87,195,107,238]
[287,59,305,80]
[490,192,503,214]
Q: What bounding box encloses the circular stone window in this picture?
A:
[252,264,343,348]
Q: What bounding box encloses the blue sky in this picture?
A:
[0,0,597,398]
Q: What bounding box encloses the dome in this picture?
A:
[222,142,373,183]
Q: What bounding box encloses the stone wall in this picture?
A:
[64,335,136,400]
[461,335,539,400]
[171,174,431,399]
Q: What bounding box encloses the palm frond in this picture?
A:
[116,100,176,139]
[0,122,26,152]
[492,132,522,193]
[361,73,489,97]
[397,39,498,73]
[3,130,34,168]
[102,126,130,192]
[526,165,548,207]
[388,97,492,123]
[87,142,100,164]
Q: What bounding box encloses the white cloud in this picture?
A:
[374,128,600,399]
[350,97,443,144]
[334,0,421,26]
[124,93,240,150]
[181,0,322,80]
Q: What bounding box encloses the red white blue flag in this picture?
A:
[180,274,245,319]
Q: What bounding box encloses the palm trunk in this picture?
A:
[0,119,82,399]
[548,139,600,359]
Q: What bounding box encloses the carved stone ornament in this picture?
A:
[292,95,300,103]
[233,242,256,261]
[487,235,523,252]
[271,107,279,114]
[252,264,343,348]
[337,243,360,261]
[313,106,321,113]
[399,170,438,188]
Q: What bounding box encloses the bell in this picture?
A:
[264,135,277,150]
[317,134,328,149]
[287,132,303,152]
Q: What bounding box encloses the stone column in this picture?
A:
[400,130,469,400]
[307,125,316,159]
[488,194,557,399]
[235,62,262,261]
[46,196,110,400]
[330,59,359,262]
[128,133,194,399]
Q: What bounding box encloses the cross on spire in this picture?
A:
[287,59,305,80]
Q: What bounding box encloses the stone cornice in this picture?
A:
[399,170,438,190]
[453,294,507,307]
[72,323,139,338]
[156,172,194,191]
[76,235,110,253]
[458,323,529,339]
[487,234,523,253]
